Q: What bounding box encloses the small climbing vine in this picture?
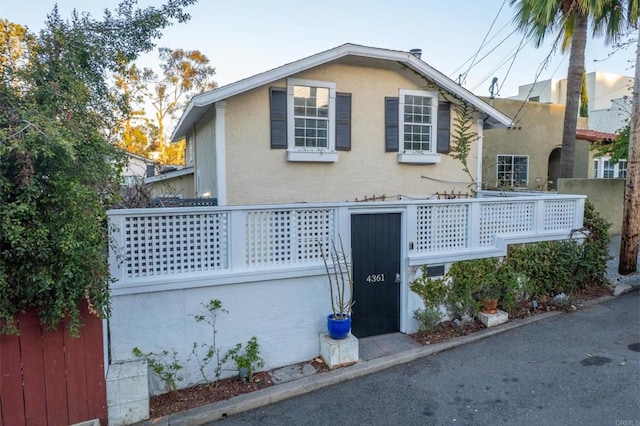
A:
[398,62,480,184]
[449,102,477,182]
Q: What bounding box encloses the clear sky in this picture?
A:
[2,0,635,99]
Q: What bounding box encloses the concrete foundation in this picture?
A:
[106,360,149,425]
[320,333,359,369]
[477,310,508,328]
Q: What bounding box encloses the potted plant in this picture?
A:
[448,258,501,316]
[478,258,503,314]
[321,236,354,340]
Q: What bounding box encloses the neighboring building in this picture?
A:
[169,43,512,206]
[145,166,196,199]
[508,71,633,114]
[589,96,632,134]
[500,72,632,184]
[575,129,625,179]
[122,151,156,186]
[482,98,589,190]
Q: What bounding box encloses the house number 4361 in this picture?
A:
[366,274,385,283]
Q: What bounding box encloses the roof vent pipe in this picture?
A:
[409,48,422,59]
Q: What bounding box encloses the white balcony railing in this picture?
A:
[108,193,585,295]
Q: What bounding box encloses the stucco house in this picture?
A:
[167,43,513,205]
[106,46,592,421]
[482,98,591,190]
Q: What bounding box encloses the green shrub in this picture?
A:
[413,307,443,333]
[222,336,265,381]
[409,266,447,310]
[132,347,184,392]
[577,200,611,287]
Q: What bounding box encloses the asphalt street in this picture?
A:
[214,292,640,426]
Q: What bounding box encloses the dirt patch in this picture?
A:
[149,371,273,418]
[410,319,486,345]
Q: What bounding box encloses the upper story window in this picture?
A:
[396,89,441,164]
[293,85,330,148]
[497,155,528,187]
[403,93,434,152]
[286,78,337,162]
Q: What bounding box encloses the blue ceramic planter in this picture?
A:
[327,314,351,340]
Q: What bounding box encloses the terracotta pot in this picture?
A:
[481,298,499,314]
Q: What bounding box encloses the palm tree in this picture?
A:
[509,0,635,178]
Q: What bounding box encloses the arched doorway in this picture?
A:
[548,148,561,190]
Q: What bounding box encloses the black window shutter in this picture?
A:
[335,92,352,151]
[437,102,451,154]
[385,97,399,152]
[270,87,287,149]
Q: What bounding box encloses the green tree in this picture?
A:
[0,0,197,335]
[579,69,589,117]
[593,120,629,162]
[510,0,635,178]
[0,20,35,87]
[142,47,216,164]
[112,62,155,158]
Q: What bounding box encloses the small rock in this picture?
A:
[314,357,324,364]
[551,293,569,305]
[614,283,633,297]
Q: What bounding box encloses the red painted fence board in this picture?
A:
[1,332,26,425]
[0,302,107,426]
[19,310,48,425]
[42,324,69,426]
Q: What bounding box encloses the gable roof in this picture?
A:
[576,128,616,143]
[171,43,513,141]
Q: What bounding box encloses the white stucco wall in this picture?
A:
[508,72,634,113]
[216,62,482,205]
[110,275,341,394]
[589,97,632,133]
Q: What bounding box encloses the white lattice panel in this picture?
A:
[544,200,576,230]
[416,204,469,252]
[295,209,334,262]
[245,209,334,267]
[479,201,535,247]
[124,213,229,277]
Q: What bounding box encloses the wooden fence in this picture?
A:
[0,302,106,425]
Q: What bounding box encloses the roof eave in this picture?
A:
[171,43,513,140]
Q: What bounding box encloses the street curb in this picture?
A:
[135,293,623,425]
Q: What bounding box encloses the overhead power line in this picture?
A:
[459,0,509,84]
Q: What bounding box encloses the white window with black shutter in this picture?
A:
[286,78,339,162]
[386,89,449,164]
[270,78,351,162]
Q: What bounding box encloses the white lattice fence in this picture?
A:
[108,194,585,290]
[544,200,577,231]
[479,201,536,247]
[122,212,229,278]
[245,208,335,267]
[415,204,469,252]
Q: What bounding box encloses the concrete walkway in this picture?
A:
[136,237,639,426]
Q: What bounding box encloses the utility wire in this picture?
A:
[459,0,508,83]
[470,33,530,92]
[510,32,565,125]
[497,32,530,95]
[449,19,513,78]
[462,28,520,83]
